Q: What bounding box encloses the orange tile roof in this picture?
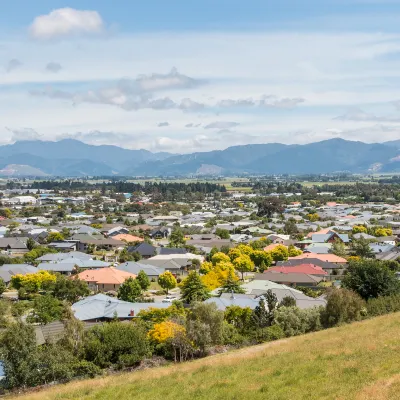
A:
[306,228,334,238]
[113,234,144,242]
[264,243,287,252]
[77,268,136,285]
[289,252,347,263]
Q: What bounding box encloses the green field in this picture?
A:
[13,313,400,400]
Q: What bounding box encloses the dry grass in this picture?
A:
[9,313,400,400]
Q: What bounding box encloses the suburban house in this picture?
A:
[0,237,30,254]
[276,258,343,275]
[72,293,170,322]
[0,264,38,284]
[117,262,163,279]
[267,264,328,277]
[76,268,137,291]
[311,231,350,244]
[255,271,323,287]
[127,242,156,259]
[112,234,144,243]
[149,227,170,239]
[289,252,348,265]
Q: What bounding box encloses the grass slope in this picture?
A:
[12,313,400,400]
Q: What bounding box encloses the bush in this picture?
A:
[258,325,285,342]
[83,321,151,369]
[274,306,322,337]
[322,288,366,327]
[366,294,400,317]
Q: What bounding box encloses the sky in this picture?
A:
[1,1,400,153]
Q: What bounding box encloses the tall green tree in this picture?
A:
[342,260,400,300]
[349,237,374,259]
[169,226,185,247]
[53,275,90,304]
[218,275,245,295]
[136,270,151,291]
[158,271,177,294]
[330,238,347,258]
[117,277,142,302]
[27,295,64,325]
[180,272,210,304]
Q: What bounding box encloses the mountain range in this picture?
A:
[0,138,399,177]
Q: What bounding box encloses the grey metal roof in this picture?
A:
[72,294,170,321]
[117,262,163,277]
[0,264,38,283]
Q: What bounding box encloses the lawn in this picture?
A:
[11,312,400,400]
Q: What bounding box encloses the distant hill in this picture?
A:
[13,313,400,400]
[0,138,398,176]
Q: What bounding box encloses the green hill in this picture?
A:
[13,313,400,400]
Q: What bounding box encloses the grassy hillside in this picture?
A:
[12,313,400,400]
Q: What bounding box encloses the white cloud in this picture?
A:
[334,107,400,122]
[6,127,42,142]
[45,62,62,73]
[29,8,104,40]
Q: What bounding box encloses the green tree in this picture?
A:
[26,237,37,251]
[46,231,65,243]
[27,295,64,325]
[158,271,177,294]
[169,226,185,247]
[218,275,246,295]
[0,277,6,295]
[349,237,374,259]
[279,296,296,307]
[342,260,400,300]
[215,228,230,239]
[233,254,254,280]
[117,277,143,302]
[330,238,347,258]
[136,270,151,291]
[180,272,210,304]
[257,197,284,218]
[83,321,151,368]
[0,322,38,388]
[250,250,272,268]
[322,288,365,327]
[53,275,90,303]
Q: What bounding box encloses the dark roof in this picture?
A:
[158,247,187,255]
[257,271,322,284]
[127,242,156,256]
[276,258,342,269]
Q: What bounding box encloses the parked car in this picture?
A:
[162,295,177,303]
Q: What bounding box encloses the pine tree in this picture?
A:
[218,275,245,295]
[180,272,210,304]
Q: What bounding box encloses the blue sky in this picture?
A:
[1,1,400,152]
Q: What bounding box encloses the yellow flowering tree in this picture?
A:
[11,270,56,293]
[148,321,186,344]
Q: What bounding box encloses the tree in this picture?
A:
[251,298,270,329]
[169,226,185,247]
[180,272,210,304]
[0,277,6,295]
[46,231,65,243]
[83,321,151,368]
[322,288,365,327]
[233,254,253,280]
[257,197,284,218]
[53,275,90,303]
[0,322,38,388]
[349,237,374,258]
[269,245,289,262]
[250,250,272,268]
[215,228,230,239]
[279,296,296,307]
[218,275,245,295]
[287,245,302,257]
[0,208,12,219]
[117,277,142,302]
[211,252,231,266]
[330,238,347,258]
[342,260,400,300]
[352,225,367,234]
[27,295,64,325]
[26,237,37,251]
[158,271,177,294]
[136,270,151,291]
[306,213,320,222]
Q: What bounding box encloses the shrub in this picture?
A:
[274,306,322,337]
[366,294,400,317]
[322,288,365,327]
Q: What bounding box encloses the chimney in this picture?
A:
[129,310,135,317]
